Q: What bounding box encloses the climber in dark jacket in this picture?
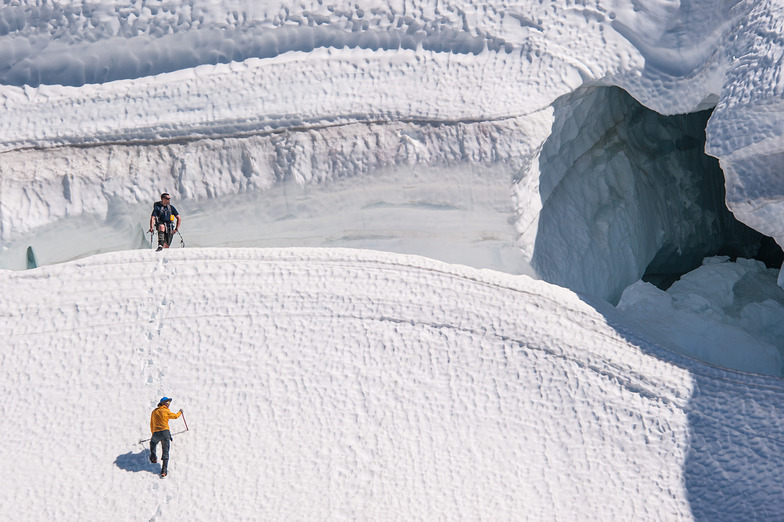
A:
[149,193,181,251]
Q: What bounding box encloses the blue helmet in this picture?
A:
[158,396,172,405]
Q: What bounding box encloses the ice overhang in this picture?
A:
[517,86,782,305]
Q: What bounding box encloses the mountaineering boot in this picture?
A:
[161,460,168,478]
[149,453,157,464]
[156,245,163,252]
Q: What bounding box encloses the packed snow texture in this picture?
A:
[2,0,784,518]
[2,248,784,520]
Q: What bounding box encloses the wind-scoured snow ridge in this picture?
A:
[0,0,757,150]
[1,248,783,519]
[0,24,511,88]
[0,46,556,152]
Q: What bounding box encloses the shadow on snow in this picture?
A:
[114,449,162,476]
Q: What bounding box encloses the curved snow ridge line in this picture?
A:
[5,246,782,401]
[160,246,781,380]
[0,112,529,155]
[369,311,692,410]
[0,48,548,152]
[2,244,696,406]
[4,246,784,519]
[135,248,784,391]
[0,247,696,518]
[9,245,784,461]
[0,247,715,391]
[0,24,513,88]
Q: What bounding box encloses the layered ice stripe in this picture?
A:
[2,1,784,277]
[0,0,753,149]
[0,23,507,88]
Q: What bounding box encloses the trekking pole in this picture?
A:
[177,230,185,248]
[182,412,189,431]
[149,230,155,249]
[139,425,187,444]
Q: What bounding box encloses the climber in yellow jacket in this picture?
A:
[149,397,183,477]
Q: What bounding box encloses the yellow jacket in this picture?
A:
[150,405,182,433]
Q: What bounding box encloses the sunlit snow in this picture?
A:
[1,1,784,520]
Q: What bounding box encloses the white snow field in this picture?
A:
[2,0,784,519]
[2,248,784,520]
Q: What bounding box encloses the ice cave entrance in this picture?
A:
[530,86,783,305]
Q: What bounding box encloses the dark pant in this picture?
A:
[150,430,172,469]
[157,227,173,248]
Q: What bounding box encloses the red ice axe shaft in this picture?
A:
[181,411,189,431]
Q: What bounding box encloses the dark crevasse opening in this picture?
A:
[640,109,783,290]
[529,86,782,304]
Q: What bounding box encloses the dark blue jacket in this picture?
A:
[151,201,179,228]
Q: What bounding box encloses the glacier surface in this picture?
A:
[2,0,784,518]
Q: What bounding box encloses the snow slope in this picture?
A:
[2,1,784,377]
[2,248,784,520]
[2,0,784,519]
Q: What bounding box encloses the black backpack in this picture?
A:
[154,201,173,227]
